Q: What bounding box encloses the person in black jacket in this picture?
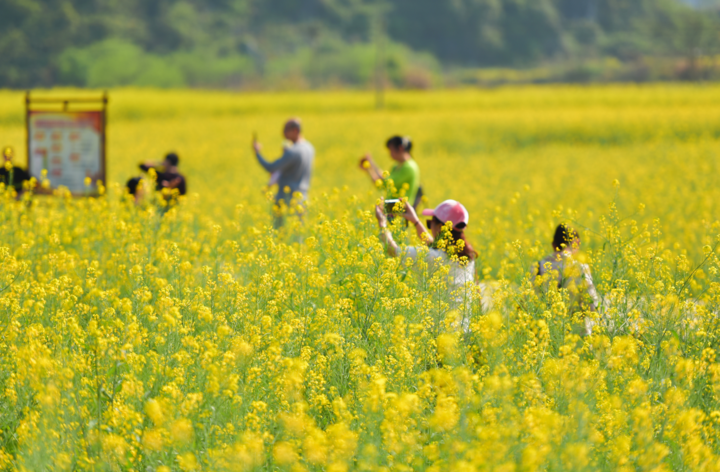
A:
[139,152,187,196]
[0,146,30,193]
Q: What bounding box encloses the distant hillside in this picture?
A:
[679,0,720,7]
[1,0,718,89]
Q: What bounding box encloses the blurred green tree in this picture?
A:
[1,0,718,87]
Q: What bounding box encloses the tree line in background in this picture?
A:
[1,0,719,89]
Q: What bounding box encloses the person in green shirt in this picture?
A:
[360,135,422,208]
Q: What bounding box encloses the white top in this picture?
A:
[403,246,476,302]
[535,251,600,309]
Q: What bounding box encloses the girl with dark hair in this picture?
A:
[534,223,600,334]
[375,199,477,330]
[360,135,421,207]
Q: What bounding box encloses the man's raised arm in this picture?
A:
[256,147,297,173]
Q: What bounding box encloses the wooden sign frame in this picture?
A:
[25,92,108,196]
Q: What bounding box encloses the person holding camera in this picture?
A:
[139,152,187,196]
[375,198,477,329]
[361,135,422,209]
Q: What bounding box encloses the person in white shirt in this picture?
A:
[375,199,478,330]
[534,223,600,335]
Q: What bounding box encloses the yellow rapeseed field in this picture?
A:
[1,85,720,470]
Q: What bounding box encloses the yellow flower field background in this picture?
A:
[1,86,720,470]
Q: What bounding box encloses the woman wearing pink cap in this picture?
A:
[375,199,478,328]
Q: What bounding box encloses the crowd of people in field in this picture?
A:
[250,118,599,334]
[2,116,599,334]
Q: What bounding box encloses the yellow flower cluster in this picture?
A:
[0,86,719,470]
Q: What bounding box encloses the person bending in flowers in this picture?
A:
[0,146,30,195]
[375,199,477,331]
[533,223,600,336]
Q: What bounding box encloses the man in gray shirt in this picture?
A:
[253,118,315,227]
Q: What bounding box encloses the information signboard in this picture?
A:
[26,93,107,195]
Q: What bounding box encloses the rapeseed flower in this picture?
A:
[0,87,719,469]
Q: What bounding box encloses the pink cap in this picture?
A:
[422,200,469,230]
